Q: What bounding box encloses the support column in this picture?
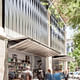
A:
[0,38,8,80]
[32,56,34,71]
[0,0,8,79]
[64,62,68,71]
[64,27,68,71]
[46,12,52,73]
[0,27,8,80]
[46,57,52,73]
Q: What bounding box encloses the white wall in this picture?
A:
[0,39,8,80]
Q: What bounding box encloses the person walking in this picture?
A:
[37,68,45,80]
[22,66,33,80]
[64,70,69,80]
[45,69,53,80]
[59,69,65,80]
[53,69,62,80]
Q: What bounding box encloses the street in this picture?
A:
[69,78,79,80]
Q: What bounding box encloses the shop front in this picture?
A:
[52,55,75,72]
[8,49,46,80]
[8,38,59,80]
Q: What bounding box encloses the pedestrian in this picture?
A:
[37,68,45,80]
[22,66,33,80]
[62,72,65,80]
[53,68,62,80]
[64,70,69,80]
[59,69,65,80]
[45,69,53,80]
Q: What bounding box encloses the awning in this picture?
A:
[52,55,75,62]
[9,38,60,57]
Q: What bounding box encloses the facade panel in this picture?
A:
[5,0,48,45]
[50,16,65,54]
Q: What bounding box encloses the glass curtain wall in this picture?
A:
[5,0,48,45]
[50,16,65,54]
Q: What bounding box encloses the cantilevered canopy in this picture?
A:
[9,38,60,57]
[53,55,75,62]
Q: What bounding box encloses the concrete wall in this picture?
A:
[0,38,8,80]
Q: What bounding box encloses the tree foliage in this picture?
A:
[68,32,80,71]
[73,32,80,66]
[74,32,80,49]
[68,48,80,72]
[57,0,80,70]
[68,61,77,72]
[73,48,80,67]
[48,4,64,27]
[68,52,76,72]
[56,0,80,30]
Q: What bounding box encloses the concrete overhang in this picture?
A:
[9,37,60,57]
[53,55,75,62]
[0,27,7,39]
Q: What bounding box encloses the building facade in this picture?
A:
[50,16,65,54]
[5,0,48,45]
[67,39,74,53]
[0,0,65,80]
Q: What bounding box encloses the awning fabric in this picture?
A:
[9,38,60,57]
[52,55,75,62]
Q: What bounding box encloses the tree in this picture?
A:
[52,0,80,30]
[68,48,80,72]
[73,32,80,67]
[68,52,77,72]
[74,32,80,49]
[68,61,77,72]
[73,48,80,67]
[68,32,80,71]
[56,0,80,70]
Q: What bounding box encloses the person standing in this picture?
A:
[45,69,53,80]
